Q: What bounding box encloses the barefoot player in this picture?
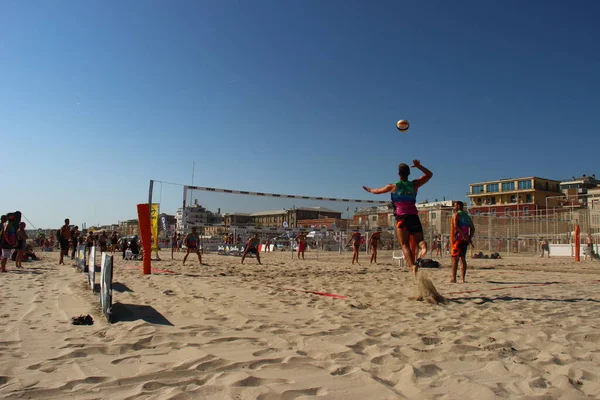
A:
[369,227,384,264]
[362,160,433,276]
[450,201,474,283]
[241,233,262,265]
[347,230,362,265]
[59,218,72,265]
[182,227,202,265]
[295,230,308,260]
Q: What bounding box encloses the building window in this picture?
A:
[491,209,496,216]
[431,212,437,219]
[524,206,529,215]
[372,216,377,222]
[472,185,484,194]
[474,210,479,215]
[510,195,517,203]
[526,194,532,203]
[490,197,496,205]
[487,183,499,193]
[502,182,515,191]
[518,180,532,190]
[505,208,510,216]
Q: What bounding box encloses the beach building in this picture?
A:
[176,201,223,234]
[467,177,562,217]
[223,207,342,229]
[119,219,139,236]
[560,174,600,209]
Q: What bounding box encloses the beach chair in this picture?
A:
[392,250,406,267]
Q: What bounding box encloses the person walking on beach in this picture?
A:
[99,231,108,252]
[369,228,384,264]
[110,231,119,253]
[0,215,9,272]
[434,235,442,257]
[182,227,202,265]
[15,222,28,269]
[70,226,80,259]
[58,219,72,265]
[450,201,475,283]
[347,230,362,265]
[363,160,433,276]
[585,233,595,261]
[539,238,550,257]
[295,230,308,260]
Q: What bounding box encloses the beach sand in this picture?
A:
[1,249,599,399]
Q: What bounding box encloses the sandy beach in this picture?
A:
[1,249,599,399]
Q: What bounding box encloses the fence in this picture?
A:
[417,207,600,255]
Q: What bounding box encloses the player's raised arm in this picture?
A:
[362,183,396,195]
[411,160,433,189]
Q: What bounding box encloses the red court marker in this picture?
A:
[265,285,347,300]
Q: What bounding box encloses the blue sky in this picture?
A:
[2,0,599,228]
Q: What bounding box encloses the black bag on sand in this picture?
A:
[416,258,441,269]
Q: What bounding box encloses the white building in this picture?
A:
[176,201,223,234]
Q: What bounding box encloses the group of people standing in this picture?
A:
[0,213,31,272]
[56,219,121,265]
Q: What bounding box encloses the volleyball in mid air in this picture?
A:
[396,119,410,131]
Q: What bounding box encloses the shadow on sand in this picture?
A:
[110,303,174,326]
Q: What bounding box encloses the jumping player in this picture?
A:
[347,230,362,265]
[241,233,262,264]
[450,201,475,283]
[369,228,384,264]
[363,160,433,276]
[182,227,202,265]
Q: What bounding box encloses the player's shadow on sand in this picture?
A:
[112,282,134,293]
[486,281,563,285]
[111,303,174,326]
[10,269,43,275]
[449,296,600,304]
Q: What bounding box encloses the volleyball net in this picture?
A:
[147,180,600,256]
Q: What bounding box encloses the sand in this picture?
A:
[1,248,599,399]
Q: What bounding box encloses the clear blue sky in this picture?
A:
[2,0,599,229]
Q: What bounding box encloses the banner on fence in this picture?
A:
[87,246,96,274]
[151,203,159,252]
[76,245,86,271]
[100,254,113,322]
[89,251,97,290]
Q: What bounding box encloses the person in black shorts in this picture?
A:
[58,218,72,265]
[362,160,433,276]
[241,234,262,265]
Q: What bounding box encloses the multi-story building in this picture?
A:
[119,219,139,236]
[297,217,349,230]
[176,201,223,234]
[467,177,562,217]
[560,174,600,208]
[223,207,342,229]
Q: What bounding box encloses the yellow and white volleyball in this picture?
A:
[396,119,410,131]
